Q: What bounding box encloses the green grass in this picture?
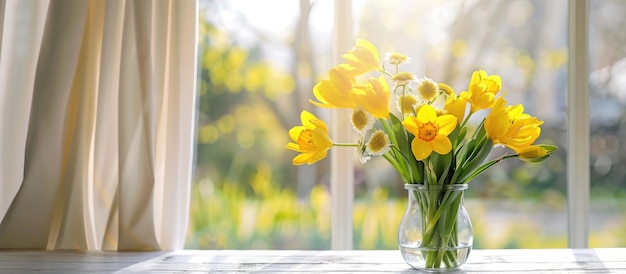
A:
[186,181,626,249]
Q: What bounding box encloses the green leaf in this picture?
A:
[394,114,424,183]
[454,126,467,150]
[385,114,423,183]
[462,153,518,183]
[471,118,487,140]
[390,114,410,157]
[449,138,475,184]
[426,160,438,185]
[430,152,452,184]
[455,139,475,168]
[457,139,493,183]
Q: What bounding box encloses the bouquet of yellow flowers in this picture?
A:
[286,38,556,270]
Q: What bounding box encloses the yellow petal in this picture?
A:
[300,111,317,128]
[402,116,421,136]
[518,145,557,163]
[310,67,355,109]
[288,126,307,142]
[507,104,525,119]
[293,152,314,165]
[293,147,330,165]
[349,39,380,68]
[485,97,511,141]
[341,38,381,76]
[312,128,333,148]
[431,134,452,155]
[353,76,390,119]
[444,95,467,124]
[286,142,303,152]
[467,70,502,112]
[310,117,330,135]
[416,105,437,123]
[485,109,510,139]
[435,114,457,136]
[288,111,333,165]
[411,137,432,161]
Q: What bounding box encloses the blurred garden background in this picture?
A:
[185,0,626,250]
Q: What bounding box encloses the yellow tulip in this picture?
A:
[485,97,544,153]
[467,70,502,113]
[351,75,391,119]
[444,90,469,125]
[402,105,457,161]
[310,66,356,109]
[286,111,334,165]
[341,38,381,76]
[518,145,557,163]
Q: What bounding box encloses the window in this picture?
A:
[186,0,626,250]
[588,0,626,247]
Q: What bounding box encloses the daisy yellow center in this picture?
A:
[352,109,369,131]
[418,79,438,101]
[438,83,455,96]
[392,72,415,84]
[418,122,438,142]
[297,129,316,150]
[387,53,409,64]
[399,95,417,114]
[368,131,388,153]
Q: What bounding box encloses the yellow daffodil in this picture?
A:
[286,111,333,165]
[485,97,543,153]
[466,70,502,113]
[402,105,457,161]
[310,66,355,109]
[341,38,381,76]
[351,75,391,119]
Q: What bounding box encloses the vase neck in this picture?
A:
[404,183,468,191]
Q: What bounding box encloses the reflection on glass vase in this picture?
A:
[398,183,473,271]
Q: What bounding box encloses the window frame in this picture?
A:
[567,0,589,248]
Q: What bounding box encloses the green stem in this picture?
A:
[332,143,358,147]
[419,188,464,269]
[379,68,393,77]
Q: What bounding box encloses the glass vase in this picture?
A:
[398,184,473,271]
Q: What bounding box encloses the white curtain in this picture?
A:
[0,0,197,251]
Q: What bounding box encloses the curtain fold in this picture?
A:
[0,0,197,251]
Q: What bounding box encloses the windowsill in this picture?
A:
[1,248,624,272]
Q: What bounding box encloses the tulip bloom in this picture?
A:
[444,89,469,125]
[341,38,381,76]
[351,75,391,119]
[310,66,355,109]
[286,111,334,165]
[485,97,543,153]
[466,70,502,113]
[518,145,557,163]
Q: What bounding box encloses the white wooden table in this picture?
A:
[0,249,624,273]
